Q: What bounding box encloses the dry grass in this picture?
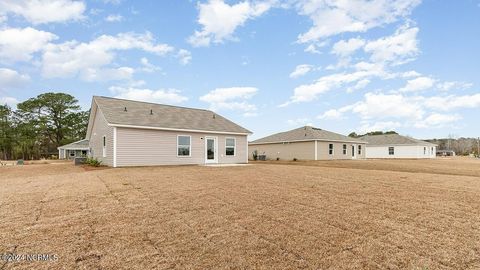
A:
[1,159,480,269]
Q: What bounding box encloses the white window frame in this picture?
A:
[225,137,236,157]
[388,146,395,155]
[102,135,106,158]
[342,144,347,155]
[177,135,192,157]
[329,143,334,155]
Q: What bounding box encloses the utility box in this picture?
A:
[17,159,24,165]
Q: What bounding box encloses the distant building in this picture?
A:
[248,126,367,161]
[58,139,90,160]
[360,134,437,159]
[436,150,456,157]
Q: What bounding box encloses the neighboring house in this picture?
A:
[248,126,367,161]
[58,139,90,160]
[86,96,251,167]
[360,134,437,159]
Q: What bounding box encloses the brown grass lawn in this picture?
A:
[1,159,480,269]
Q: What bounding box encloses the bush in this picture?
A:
[85,157,102,167]
[276,157,280,161]
[293,158,298,161]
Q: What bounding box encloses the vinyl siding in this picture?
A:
[249,141,366,161]
[366,145,437,159]
[115,127,247,167]
[316,141,367,160]
[88,106,114,166]
[248,141,315,161]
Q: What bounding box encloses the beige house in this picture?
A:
[86,96,251,167]
[249,126,366,161]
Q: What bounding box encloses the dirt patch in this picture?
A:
[1,161,479,269]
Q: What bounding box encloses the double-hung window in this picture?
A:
[225,138,236,156]
[329,144,334,155]
[388,147,395,155]
[177,136,191,156]
[342,144,347,155]
[358,145,362,155]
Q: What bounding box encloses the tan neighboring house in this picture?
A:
[249,126,366,161]
[86,96,251,167]
[360,134,437,159]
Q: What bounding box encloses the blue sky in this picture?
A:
[0,0,479,140]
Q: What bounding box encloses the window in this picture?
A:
[388,147,394,155]
[102,136,106,157]
[342,144,347,155]
[177,135,191,156]
[69,151,75,157]
[225,138,236,156]
[424,147,426,155]
[358,145,362,155]
[82,150,87,156]
[431,147,434,155]
[329,144,334,155]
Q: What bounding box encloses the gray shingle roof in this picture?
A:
[249,126,365,144]
[58,139,89,149]
[359,134,437,146]
[93,96,251,134]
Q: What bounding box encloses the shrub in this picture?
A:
[276,157,280,161]
[85,157,102,167]
[293,158,298,161]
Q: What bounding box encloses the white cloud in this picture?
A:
[200,87,258,115]
[289,64,314,78]
[105,14,123,22]
[364,25,419,65]
[331,38,365,57]
[357,121,402,133]
[414,113,462,128]
[140,57,161,73]
[351,92,425,121]
[0,0,86,24]
[0,27,58,62]
[304,43,321,54]
[424,94,480,111]
[318,109,343,120]
[295,0,421,43]
[0,96,19,107]
[0,68,30,88]
[177,49,192,65]
[188,0,274,47]
[110,86,188,104]
[287,118,313,126]
[41,32,174,81]
[82,67,134,82]
[401,70,421,78]
[399,76,435,92]
[436,81,473,92]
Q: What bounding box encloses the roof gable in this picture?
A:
[250,126,365,144]
[91,96,251,134]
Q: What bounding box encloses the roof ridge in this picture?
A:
[94,95,212,113]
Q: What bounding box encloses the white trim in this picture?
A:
[205,136,218,164]
[314,140,318,160]
[177,135,192,157]
[246,136,249,163]
[113,127,117,168]
[109,123,251,135]
[225,137,236,157]
[250,138,366,145]
[57,147,90,150]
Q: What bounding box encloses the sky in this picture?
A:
[0,0,479,140]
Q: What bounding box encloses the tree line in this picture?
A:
[0,92,89,160]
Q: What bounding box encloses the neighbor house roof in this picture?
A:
[249,126,365,144]
[359,134,437,146]
[92,96,251,134]
[58,139,90,150]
